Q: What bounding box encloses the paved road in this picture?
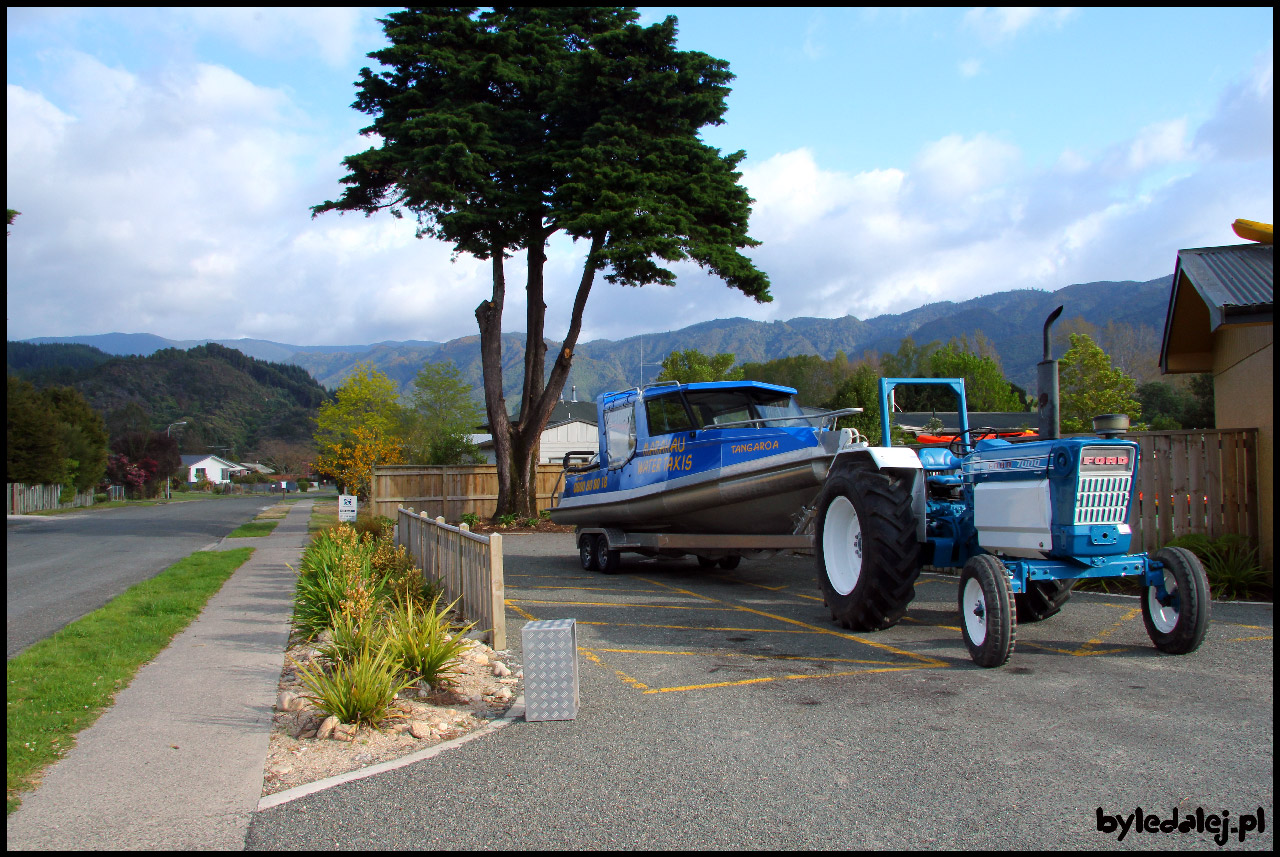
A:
[6,497,271,658]
[249,535,1273,850]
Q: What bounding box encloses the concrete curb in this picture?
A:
[257,699,526,810]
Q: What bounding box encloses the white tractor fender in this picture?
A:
[830,447,927,541]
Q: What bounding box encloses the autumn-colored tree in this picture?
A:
[312,424,405,500]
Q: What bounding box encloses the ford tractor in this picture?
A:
[814,307,1211,667]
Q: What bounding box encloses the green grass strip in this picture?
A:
[5,547,254,815]
[227,520,280,538]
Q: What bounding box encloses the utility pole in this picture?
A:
[165,422,187,500]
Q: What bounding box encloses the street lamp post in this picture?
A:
[166,422,187,500]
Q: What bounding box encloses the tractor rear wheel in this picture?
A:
[959,554,1016,668]
[815,465,920,631]
[1142,547,1210,654]
[1015,578,1075,622]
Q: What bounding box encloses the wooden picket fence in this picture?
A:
[1122,428,1259,554]
[395,506,506,650]
[371,464,565,521]
[6,483,95,515]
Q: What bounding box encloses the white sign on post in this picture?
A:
[338,494,358,522]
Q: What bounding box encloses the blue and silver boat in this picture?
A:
[548,381,860,536]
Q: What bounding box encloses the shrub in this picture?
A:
[294,638,415,727]
[292,525,391,640]
[383,596,475,688]
[297,478,311,493]
[1166,533,1269,601]
[93,493,109,504]
[497,512,518,528]
[460,512,480,528]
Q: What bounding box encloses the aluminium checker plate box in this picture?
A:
[522,618,580,721]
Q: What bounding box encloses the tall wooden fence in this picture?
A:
[1121,429,1259,554]
[6,483,95,515]
[395,507,505,649]
[372,464,565,521]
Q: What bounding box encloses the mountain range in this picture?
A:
[23,275,1173,403]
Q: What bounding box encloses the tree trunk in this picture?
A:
[476,247,512,517]
[496,232,606,519]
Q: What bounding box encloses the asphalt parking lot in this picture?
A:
[250,534,1273,850]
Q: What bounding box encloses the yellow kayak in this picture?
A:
[1231,218,1273,244]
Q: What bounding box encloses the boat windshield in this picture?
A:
[684,389,815,429]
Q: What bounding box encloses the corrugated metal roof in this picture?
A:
[1176,243,1273,315]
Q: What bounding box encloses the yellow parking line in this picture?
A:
[1227,635,1272,642]
[572,620,839,635]
[507,601,538,621]
[1070,607,1142,656]
[638,577,948,668]
[593,647,901,667]
[706,573,788,591]
[516,585,671,594]
[644,664,941,694]
[901,616,963,632]
[512,598,726,612]
[579,648,649,691]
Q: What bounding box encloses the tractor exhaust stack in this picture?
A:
[1037,306,1064,439]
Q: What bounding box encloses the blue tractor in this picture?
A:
[814,307,1211,667]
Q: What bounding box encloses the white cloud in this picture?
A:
[962,7,1076,44]
[959,58,982,78]
[179,8,369,68]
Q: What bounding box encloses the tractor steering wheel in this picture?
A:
[948,427,999,457]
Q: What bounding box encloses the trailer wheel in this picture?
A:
[579,534,600,571]
[1142,547,1210,654]
[697,556,718,569]
[719,555,741,570]
[1015,579,1075,623]
[815,466,920,631]
[592,535,621,574]
[959,555,1016,668]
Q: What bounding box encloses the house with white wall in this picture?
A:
[469,401,598,465]
[180,454,244,485]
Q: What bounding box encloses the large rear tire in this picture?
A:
[959,554,1016,668]
[815,466,921,631]
[1015,579,1075,623]
[1142,547,1210,654]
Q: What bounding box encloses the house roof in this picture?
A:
[180,454,240,469]
[1160,242,1273,373]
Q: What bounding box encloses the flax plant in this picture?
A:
[383,596,475,689]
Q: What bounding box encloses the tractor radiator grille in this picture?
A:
[1074,475,1132,525]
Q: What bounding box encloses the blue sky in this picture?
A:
[6,7,1273,347]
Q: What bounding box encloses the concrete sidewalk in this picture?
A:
[7,498,314,850]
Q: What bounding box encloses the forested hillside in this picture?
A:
[7,342,331,458]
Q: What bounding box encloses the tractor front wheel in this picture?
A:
[1142,547,1210,654]
[959,554,1016,668]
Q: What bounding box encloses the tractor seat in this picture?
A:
[917,447,962,487]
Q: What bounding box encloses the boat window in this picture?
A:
[604,403,636,467]
[683,390,756,428]
[750,391,815,427]
[645,394,694,435]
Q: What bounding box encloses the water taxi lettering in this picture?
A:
[731,440,780,455]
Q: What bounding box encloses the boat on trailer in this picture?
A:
[548,380,864,568]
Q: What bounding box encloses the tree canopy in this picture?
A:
[314,7,771,517]
[1058,332,1144,433]
[657,349,743,384]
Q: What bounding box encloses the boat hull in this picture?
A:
[549,447,832,535]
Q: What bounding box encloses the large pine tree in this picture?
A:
[314,7,771,518]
